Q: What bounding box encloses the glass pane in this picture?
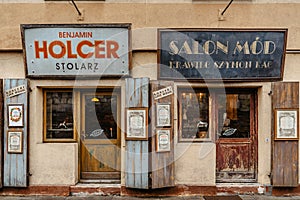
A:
[46,92,73,139]
[84,94,118,139]
[180,90,209,139]
[218,94,250,138]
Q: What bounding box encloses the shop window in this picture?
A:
[178,88,210,141]
[178,88,253,142]
[44,90,75,142]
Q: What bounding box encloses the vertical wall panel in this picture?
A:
[150,81,175,189]
[272,82,299,187]
[125,78,149,189]
[3,79,28,187]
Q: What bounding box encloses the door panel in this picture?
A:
[80,91,120,180]
[216,91,257,183]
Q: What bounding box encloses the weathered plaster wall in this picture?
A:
[1,3,300,50]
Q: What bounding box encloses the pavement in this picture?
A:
[0,195,300,200]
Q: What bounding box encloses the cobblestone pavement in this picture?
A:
[0,195,300,200]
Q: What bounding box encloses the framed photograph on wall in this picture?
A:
[7,130,23,153]
[156,128,171,152]
[8,104,24,127]
[126,108,148,140]
[156,103,171,127]
[275,108,299,140]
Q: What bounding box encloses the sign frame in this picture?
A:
[156,128,171,152]
[126,107,148,140]
[7,104,24,128]
[21,23,132,79]
[274,108,299,140]
[158,28,288,82]
[7,130,23,154]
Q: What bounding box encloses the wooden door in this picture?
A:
[80,91,121,180]
[216,90,257,183]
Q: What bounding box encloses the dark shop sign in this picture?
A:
[158,29,287,81]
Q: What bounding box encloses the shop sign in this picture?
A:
[153,86,173,100]
[21,24,130,78]
[6,85,27,98]
[158,29,287,81]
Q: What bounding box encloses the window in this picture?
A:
[178,88,254,142]
[178,88,209,141]
[44,90,75,142]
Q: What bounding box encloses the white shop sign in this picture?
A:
[21,24,130,77]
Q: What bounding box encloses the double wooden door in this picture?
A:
[80,91,121,181]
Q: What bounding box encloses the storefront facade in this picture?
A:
[1,0,300,197]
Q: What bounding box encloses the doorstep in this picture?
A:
[216,183,261,195]
[69,182,121,196]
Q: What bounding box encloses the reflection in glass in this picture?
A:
[84,94,118,140]
[180,90,209,139]
[46,91,74,139]
[218,94,250,138]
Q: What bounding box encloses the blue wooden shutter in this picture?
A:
[125,78,149,189]
[3,79,29,187]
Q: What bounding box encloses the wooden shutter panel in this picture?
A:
[125,78,149,189]
[3,79,29,187]
[150,81,175,189]
[272,82,299,187]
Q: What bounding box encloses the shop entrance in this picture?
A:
[216,90,257,183]
[80,91,121,181]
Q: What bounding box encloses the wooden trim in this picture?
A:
[43,89,76,143]
[81,172,121,179]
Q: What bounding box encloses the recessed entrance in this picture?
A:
[80,90,121,182]
[216,90,257,182]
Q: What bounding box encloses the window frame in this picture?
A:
[178,87,256,143]
[178,87,212,142]
[43,89,76,143]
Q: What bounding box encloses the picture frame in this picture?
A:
[275,108,299,140]
[8,104,24,127]
[7,130,23,153]
[126,108,148,140]
[156,128,171,152]
[156,103,171,127]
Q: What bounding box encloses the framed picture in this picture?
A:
[8,104,24,127]
[7,130,23,153]
[126,108,148,140]
[156,103,171,127]
[275,108,299,140]
[156,128,171,152]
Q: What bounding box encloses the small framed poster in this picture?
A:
[7,130,23,153]
[275,108,299,140]
[8,104,24,127]
[156,103,171,127]
[126,108,148,140]
[156,129,171,152]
